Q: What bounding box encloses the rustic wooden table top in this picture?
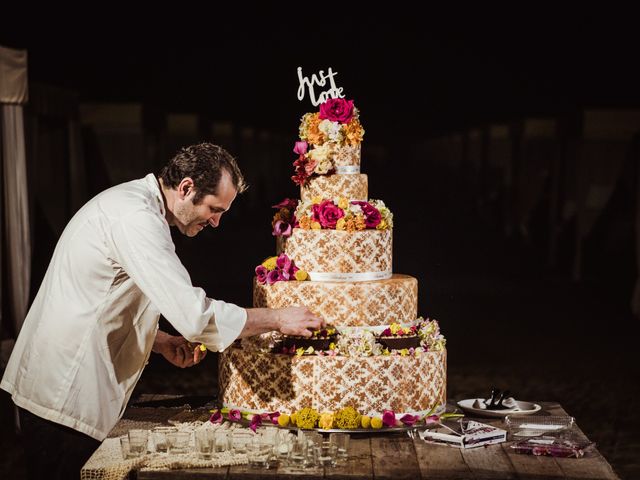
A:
[98,397,621,479]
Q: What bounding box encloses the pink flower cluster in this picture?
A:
[255,253,300,285]
[312,200,344,228]
[350,201,382,228]
[272,198,298,237]
[291,141,314,186]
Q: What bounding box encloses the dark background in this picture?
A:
[1,11,639,478]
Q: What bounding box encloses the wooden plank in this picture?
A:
[275,449,324,480]
[325,436,373,480]
[137,467,228,479]
[228,462,277,479]
[413,439,475,480]
[554,451,621,479]
[370,435,420,480]
[462,444,517,479]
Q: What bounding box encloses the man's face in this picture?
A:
[173,171,237,237]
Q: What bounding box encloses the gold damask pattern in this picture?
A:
[281,229,392,275]
[219,346,447,415]
[332,145,361,167]
[253,274,417,326]
[301,174,368,202]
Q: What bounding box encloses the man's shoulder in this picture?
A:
[93,174,160,216]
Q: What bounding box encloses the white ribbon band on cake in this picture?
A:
[335,165,360,174]
[307,270,393,282]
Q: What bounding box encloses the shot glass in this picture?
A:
[330,432,350,459]
[119,436,132,460]
[313,441,338,467]
[195,429,214,460]
[214,430,230,452]
[127,429,149,457]
[246,438,272,469]
[230,431,253,454]
[152,426,177,453]
[167,431,191,455]
[288,437,308,467]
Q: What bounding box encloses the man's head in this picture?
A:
[159,143,247,237]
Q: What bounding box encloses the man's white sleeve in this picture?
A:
[108,208,246,351]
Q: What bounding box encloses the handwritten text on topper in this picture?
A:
[297,67,345,106]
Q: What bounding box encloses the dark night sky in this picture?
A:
[3,12,640,138]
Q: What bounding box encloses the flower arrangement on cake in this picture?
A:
[294,197,393,231]
[292,98,365,185]
[209,405,462,432]
[376,323,421,350]
[255,253,308,285]
[271,198,298,237]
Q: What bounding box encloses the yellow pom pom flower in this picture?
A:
[311,221,321,230]
[335,218,346,231]
[261,256,278,271]
[278,414,290,427]
[296,407,320,429]
[361,415,371,428]
[290,412,298,426]
[295,270,309,281]
[333,406,361,429]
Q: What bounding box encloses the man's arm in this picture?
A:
[240,306,325,338]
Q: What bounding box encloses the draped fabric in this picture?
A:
[0,45,31,337]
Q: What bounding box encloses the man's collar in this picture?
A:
[144,173,166,218]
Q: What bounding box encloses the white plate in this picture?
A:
[457,398,542,418]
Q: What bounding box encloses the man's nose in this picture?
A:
[208,215,219,228]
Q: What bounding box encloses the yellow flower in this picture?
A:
[337,197,349,210]
[295,347,305,357]
[333,406,361,429]
[295,270,309,281]
[199,344,207,352]
[400,348,409,356]
[361,415,371,428]
[345,218,356,232]
[355,216,366,231]
[261,256,277,271]
[311,221,321,230]
[390,323,401,335]
[371,417,383,429]
[329,342,336,350]
[290,412,298,426]
[335,218,346,231]
[312,196,323,205]
[278,414,290,427]
[318,413,334,430]
[376,219,388,230]
[296,407,320,429]
[344,118,364,145]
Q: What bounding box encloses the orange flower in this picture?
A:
[301,113,325,146]
[345,118,364,145]
[355,216,366,231]
[345,218,356,232]
[298,216,312,229]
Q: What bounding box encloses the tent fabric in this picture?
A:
[0,45,28,105]
[1,104,31,334]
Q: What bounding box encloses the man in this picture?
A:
[1,143,323,479]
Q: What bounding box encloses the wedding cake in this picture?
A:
[219,96,447,423]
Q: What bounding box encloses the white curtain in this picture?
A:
[0,45,30,336]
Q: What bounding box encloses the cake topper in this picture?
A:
[297,66,345,106]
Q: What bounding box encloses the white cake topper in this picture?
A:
[297,67,345,106]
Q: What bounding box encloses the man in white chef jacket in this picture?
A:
[1,143,323,479]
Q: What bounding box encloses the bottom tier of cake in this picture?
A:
[219,346,446,416]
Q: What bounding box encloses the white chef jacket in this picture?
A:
[1,173,247,441]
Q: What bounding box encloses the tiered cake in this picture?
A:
[219,98,447,418]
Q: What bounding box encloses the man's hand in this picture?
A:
[152,331,207,368]
[276,306,325,337]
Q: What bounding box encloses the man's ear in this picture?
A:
[178,177,195,199]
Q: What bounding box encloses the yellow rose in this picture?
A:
[318,413,334,430]
[311,221,321,230]
[295,270,309,281]
[336,218,346,231]
[371,417,383,429]
[337,197,349,210]
[261,256,277,271]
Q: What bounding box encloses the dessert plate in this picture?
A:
[457,398,541,418]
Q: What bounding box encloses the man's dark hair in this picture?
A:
[159,143,247,204]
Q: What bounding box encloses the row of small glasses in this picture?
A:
[263,430,350,469]
[120,427,209,459]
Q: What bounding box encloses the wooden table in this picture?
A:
[92,398,621,480]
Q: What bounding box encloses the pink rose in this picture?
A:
[319,98,355,124]
[312,200,344,229]
[293,141,308,155]
[255,265,268,285]
[351,201,382,228]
